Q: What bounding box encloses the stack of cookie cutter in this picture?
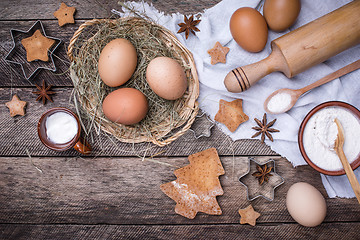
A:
[4,20,62,80]
[239,157,284,201]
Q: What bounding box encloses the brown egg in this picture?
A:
[264,0,301,32]
[98,38,137,87]
[146,57,187,100]
[102,88,148,125]
[230,7,268,53]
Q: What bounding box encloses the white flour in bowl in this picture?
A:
[303,106,360,171]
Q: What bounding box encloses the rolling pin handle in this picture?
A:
[224,60,269,93]
[224,53,278,93]
[224,43,288,93]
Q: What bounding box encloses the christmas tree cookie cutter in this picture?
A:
[239,157,284,201]
[4,20,62,80]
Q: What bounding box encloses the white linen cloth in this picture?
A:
[117,0,360,198]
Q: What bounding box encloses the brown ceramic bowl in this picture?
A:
[38,107,81,152]
[298,101,360,176]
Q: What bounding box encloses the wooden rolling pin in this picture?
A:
[224,0,360,93]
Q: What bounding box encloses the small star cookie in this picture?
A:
[207,41,229,65]
[215,99,249,132]
[5,95,27,117]
[238,205,261,226]
[54,2,76,27]
[21,30,55,62]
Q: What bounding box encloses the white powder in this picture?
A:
[46,112,78,144]
[267,92,292,113]
[303,107,360,171]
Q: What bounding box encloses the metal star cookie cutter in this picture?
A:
[4,20,62,80]
[189,110,215,139]
[239,157,284,201]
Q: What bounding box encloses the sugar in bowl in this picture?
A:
[38,107,91,154]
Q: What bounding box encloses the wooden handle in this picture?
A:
[224,59,270,93]
[299,59,360,94]
[73,137,92,155]
[336,147,360,204]
[224,44,288,92]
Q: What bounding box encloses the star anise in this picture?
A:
[252,164,273,185]
[177,15,201,39]
[32,80,55,104]
[251,113,279,143]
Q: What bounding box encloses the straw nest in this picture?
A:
[67,17,199,147]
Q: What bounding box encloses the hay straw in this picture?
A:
[68,17,199,146]
[25,148,43,173]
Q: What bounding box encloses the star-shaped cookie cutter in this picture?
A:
[239,157,284,201]
[189,110,215,139]
[4,20,62,80]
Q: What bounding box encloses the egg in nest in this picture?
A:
[98,38,137,87]
[102,88,148,125]
[146,57,187,100]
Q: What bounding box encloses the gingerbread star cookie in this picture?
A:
[207,41,229,65]
[215,99,249,132]
[21,30,55,62]
[54,2,76,27]
[5,95,27,117]
[160,148,225,219]
[238,205,261,226]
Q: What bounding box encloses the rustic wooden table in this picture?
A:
[1,0,359,239]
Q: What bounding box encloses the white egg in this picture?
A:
[286,182,327,227]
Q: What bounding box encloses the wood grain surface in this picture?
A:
[1,156,359,224]
[2,223,360,240]
[0,0,222,20]
[0,0,359,239]
[0,88,275,157]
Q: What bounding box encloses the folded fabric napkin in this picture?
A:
[117,0,360,198]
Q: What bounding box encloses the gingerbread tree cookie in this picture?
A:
[160,148,225,219]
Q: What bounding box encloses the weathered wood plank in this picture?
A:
[1,156,359,224]
[1,223,360,240]
[0,87,276,157]
[0,0,222,21]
